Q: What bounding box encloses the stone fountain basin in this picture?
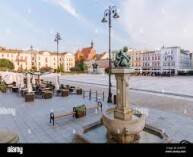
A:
[102,108,146,135]
[74,109,170,143]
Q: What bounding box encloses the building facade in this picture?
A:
[111,46,192,75]
[160,46,191,75]
[141,50,161,74]
[0,47,75,72]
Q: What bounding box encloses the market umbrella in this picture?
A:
[54,76,59,90]
[27,73,32,93]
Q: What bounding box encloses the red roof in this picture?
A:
[81,47,92,55]
[75,46,96,61]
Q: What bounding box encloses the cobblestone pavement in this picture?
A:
[0,74,193,143]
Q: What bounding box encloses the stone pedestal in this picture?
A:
[112,68,134,120]
[102,68,145,143]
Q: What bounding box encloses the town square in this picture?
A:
[0,0,193,156]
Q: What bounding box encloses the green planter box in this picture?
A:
[73,105,86,119]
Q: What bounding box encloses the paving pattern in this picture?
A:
[0,74,193,143]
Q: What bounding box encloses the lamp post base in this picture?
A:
[107,94,112,103]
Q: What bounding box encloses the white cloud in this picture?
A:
[120,0,193,50]
[53,0,79,18]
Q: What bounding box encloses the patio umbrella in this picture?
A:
[29,71,51,85]
[27,73,32,93]
[20,74,25,88]
[54,76,59,90]
[16,73,20,87]
[32,76,36,85]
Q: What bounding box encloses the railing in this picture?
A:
[83,89,104,102]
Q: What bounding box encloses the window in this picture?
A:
[7,54,9,57]
[45,57,48,62]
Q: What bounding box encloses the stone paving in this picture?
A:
[60,74,193,97]
[0,75,193,143]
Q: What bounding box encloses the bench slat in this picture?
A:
[53,111,75,118]
[86,105,99,110]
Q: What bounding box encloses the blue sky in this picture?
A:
[1,0,193,53]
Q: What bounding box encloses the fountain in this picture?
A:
[73,47,169,143]
[103,68,145,143]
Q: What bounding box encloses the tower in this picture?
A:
[91,39,94,48]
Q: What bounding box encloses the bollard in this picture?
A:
[96,91,98,102]
[89,89,91,101]
[83,91,85,99]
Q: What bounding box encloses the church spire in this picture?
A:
[91,39,94,48]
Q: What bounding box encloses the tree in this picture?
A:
[30,66,37,72]
[105,67,111,74]
[40,66,53,72]
[0,58,14,71]
[70,67,78,72]
[17,66,23,72]
[57,64,64,73]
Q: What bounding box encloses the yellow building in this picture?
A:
[0,47,75,72]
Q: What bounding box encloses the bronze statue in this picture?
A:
[114,46,131,68]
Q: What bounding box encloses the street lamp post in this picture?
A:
[54,32,62,73]
[101,6,119,103]
[54,32,62,84]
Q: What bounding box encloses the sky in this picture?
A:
[0,0,193,53]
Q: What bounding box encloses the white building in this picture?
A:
[0,47,75,72]
[160,46,191,75]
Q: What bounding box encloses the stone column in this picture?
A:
[112,68,134,120]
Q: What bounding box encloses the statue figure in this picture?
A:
[114,46,131,68]
[92,62,98,74]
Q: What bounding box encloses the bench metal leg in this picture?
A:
[98,101,102,112]
[50,112,54,126]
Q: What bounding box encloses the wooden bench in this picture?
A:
[85,101,103,115]
[50,111,75,126]
[49,101,103,126]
